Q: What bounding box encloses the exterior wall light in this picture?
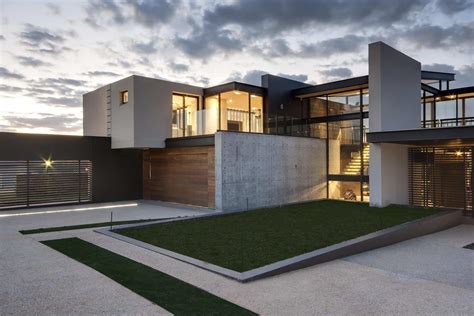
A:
[455,150,463,157]
[43,158,54,169]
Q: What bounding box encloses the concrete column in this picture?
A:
[369,143,409,207]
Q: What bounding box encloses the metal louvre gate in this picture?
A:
[409,147,472,216]
[0,160,92,210]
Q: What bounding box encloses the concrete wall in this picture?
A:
[368,42,421,207]
[215,131,326,212]
[83,85,108,137]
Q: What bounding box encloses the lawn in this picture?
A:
[42,238,256,315]
[117,200,439,272]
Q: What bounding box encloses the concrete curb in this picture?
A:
[95,209,463,283]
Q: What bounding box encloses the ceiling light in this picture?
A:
[233,91,241,95]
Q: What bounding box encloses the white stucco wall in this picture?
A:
[83,85,108,137]
[368,42,420,207]
[84,75,204,149]
[369,42,421,132]
[369,143,409,207]
[133,76,203,148]
[110,76,135,148]
[215,132,327,212]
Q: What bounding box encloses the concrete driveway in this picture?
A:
[1,201,473,315]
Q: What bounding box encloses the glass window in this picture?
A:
[362,182,369,202]
[328,90,361,116]
[362,118,369,175]
[309,122,327,139]
[436,96,457,126]
[362,89,369,112]
[250,95,263,133]
[203,95,219,134]
[220,90,249,132]
[328,120,361,175]
[120,90,128,104]
[464,97,474,119]
[329,180,361,201]
[172,94,185,137]
[172,94,199,137]
[184,96,198,136]
[309,97,327,117]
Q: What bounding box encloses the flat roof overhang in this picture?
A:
[292,71,456,99]
[165,135,215,148]
[203,82,266,97]
[420,70,455,82]
[367,126,474,146]
[292,76,368,98]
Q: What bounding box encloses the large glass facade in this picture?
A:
[422,92,474,127]
[174,90,264,136]
[203,95,219,134]
[328,120,362,175]
[328,90,362,116]
[250,94,264,133]
[302,88,369,202]
[220,91,250,132]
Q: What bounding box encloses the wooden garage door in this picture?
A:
[143,146,215,208]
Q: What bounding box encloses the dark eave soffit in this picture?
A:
[293,71,457,99]
[421,70,455,82]
[292,76,368,98]
[367,126,474,146]
[203,81,266,97]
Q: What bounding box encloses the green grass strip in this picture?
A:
[41,237,256,316]
[117,200,439,272]
[20,218,170,235]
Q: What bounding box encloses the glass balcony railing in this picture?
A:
[422,117,474,128]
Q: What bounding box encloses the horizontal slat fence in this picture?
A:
[409,147,472,216]
[0,160,92,210]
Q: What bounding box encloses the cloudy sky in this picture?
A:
[0,0,473,135]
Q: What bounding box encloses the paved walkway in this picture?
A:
[0,201,213,315]
[1,201,473,315]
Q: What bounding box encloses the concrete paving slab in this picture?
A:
[59,227,473,315]
[0,201,214,315]
[344,224,474,290]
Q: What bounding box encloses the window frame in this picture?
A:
[120,90,129,105]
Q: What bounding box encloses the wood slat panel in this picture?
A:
[409,147,472,216]
[143,146,215,208]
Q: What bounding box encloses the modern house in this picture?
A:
[0,42,473,216]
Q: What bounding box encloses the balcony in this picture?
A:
[422,117,474,128]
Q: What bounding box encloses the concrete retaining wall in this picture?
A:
[215,131,326,212]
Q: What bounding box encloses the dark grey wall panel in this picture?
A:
[0,132,142,206]
[262,74,311,118]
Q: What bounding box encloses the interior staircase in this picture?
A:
[343,144,370,176]
[343,145,370,201]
